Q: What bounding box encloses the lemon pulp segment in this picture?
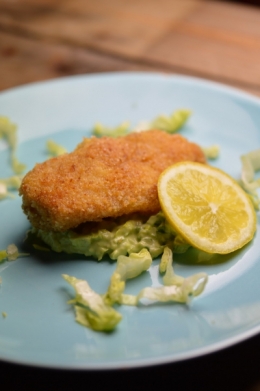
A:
[158,162,256,254]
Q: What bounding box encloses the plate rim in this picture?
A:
[1,70,260,106]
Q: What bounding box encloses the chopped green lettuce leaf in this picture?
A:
[0,117,26,174]
[0,244,29,262]
[239,149,260,210]
[46,140,67,157]
[160,246,182,285]
[137,247,208,304]
[0,250,7,263]
[150,109,191,133]
[32,212,189,261]
[62,274,122,331]
[92,109,191,137]
[93,121,130,138]
[6,244,19,261]
[0,183,8,200]
[159,246,172,273]
[104,248,152,305]
[62,247,208,331]
[160,246,207,292]
[136,275,207,304]
[0,175,22,200]
[202,145,220,159]
[6,244,21,261]
[106,246,207,307]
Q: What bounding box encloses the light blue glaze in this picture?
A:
[0,72,259,369]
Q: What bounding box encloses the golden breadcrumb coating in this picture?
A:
[20,130,206,232]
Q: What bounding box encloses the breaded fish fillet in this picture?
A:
[20,130,206,232]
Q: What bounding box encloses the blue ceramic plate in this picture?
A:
[0,72,259,369]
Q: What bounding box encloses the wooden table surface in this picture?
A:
[1,0,260,96]
[1,1,260,390]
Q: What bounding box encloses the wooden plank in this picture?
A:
[1,0,260,97]
[61,0,200,26]
[184,0,260,38]
[0,0,201,56]
[1,29,260,98]
[0,31,159,92]
[146,1,260,86]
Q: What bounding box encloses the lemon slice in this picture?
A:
[158,162,257,254]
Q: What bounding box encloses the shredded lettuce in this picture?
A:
[111,246,208,306]
[202,145,220,159]
[162,247,184,286]
[0,117,26,174]
[0,117,25,202]
[239,149,260,210]
[0,250,7,263]
[0,183,8,200]
[0,244,29,263]
[62,247,208,331]
[62,274,122,331]
[46,140,67,157]
[159,246,172,273]
[6,244,20,261]
[137,248,207,305]
[136,278,207,305]
[93,121,130,138]
[104,248,152,305]
[32,212,190,261]
[0,175,22,200]
[149,109,191,134]
[133,109,192,133]
[92,109,191,137]
[160,247,208,292]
